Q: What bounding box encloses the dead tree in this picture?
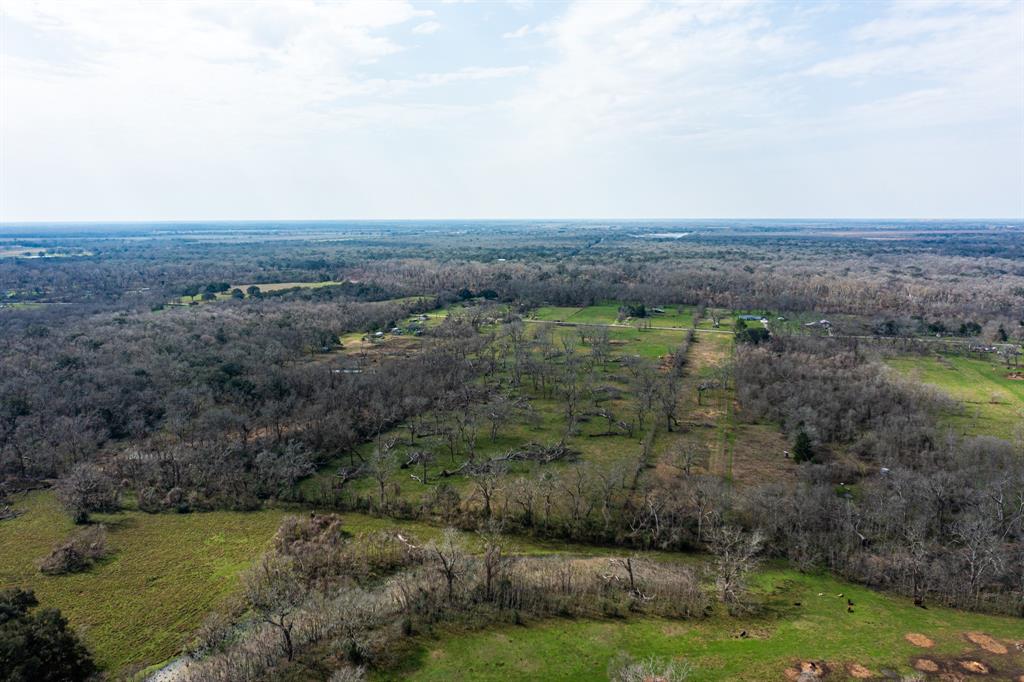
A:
[430,528,468,603]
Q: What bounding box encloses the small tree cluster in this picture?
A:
[55,463,119,524]
[39,525,109,575]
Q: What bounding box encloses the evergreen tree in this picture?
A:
[0,589,96,681]
[792,430,814,463]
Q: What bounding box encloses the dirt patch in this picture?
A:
[959,659,990,674]
[847,663,873,678]
[797,660,829,678]
[1006,372,1024,381]
[966,632,1009,654]
[906,633,935,648]
[783,667,800,681]
[914,658,940,673]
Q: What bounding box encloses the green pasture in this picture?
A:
[393,568,1024,681]
[887,353,1023,440]
[0,491,289,674]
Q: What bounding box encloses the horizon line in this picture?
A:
[3,216,1024,226]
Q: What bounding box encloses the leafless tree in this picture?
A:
[56,462,120,524]
[244,554,304,661]
[368,440,398,509]
[429,528,468,603]
[708,525,765,612]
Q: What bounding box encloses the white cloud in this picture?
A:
[1,0,1020,220]
[503,24,531,39]
[412,21,441,35]
[501,0,800,154]
[802,1,1023,131]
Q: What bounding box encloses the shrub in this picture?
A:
[137,486,163,513]
[607,652,690,682]
[39,525,109,575]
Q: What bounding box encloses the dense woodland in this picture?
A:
[1,221,1022,680]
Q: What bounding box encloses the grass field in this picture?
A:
[887,354,1024,440]
[0,491,289,674]
[393,567,1024,681]
[0,490,696,677]
[310,302,783,511]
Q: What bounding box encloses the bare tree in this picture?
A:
[430,528,468,603]
[470,463,505,519]
[708,525,764,612]
[405,449,435,485]
[367,440,398,509]
[56,462,120,524]
[244,554,304,661]
[671,442,708,477]
[478,520,511,602]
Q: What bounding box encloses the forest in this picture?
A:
[1,221,1023,681]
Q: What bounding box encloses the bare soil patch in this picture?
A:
[906,633,935,648]
[966,632,1008,655]
[797,660,829,678]
[913,658,940,673]
[847,662,873,678]
[959,659,990,674]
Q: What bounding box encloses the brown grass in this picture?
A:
[966,632,1009,655]
[847,663,873,678]
[905,632,935,647]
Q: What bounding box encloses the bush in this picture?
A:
[39,525,109,575]
[137,486,163,513]
[607,652,690,681]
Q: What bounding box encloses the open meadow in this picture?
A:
[395,568,1024,681]
[887,354,1024,441]
[0,492,288,674]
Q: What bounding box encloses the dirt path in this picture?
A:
[667,333,735,478]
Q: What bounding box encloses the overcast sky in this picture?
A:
[1,0,1022,221]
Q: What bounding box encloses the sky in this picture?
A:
[1,0,1022,221]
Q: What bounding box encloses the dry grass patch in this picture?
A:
[966,632,1009,655]
[847,662,873,678]
[905,632,935,647]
